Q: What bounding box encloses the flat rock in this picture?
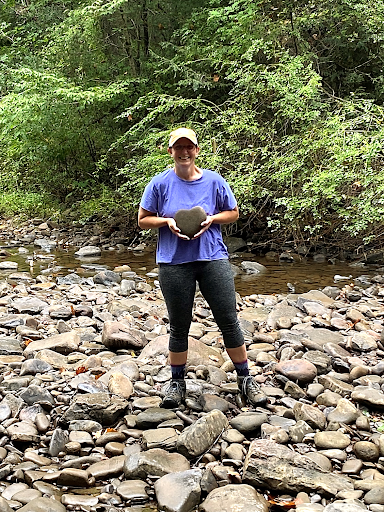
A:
[200,484,269,512]
[142,428,178,450]
[87,455,125,480]
[351,386,384,409]
[123,448,190,479]
[314,431,351,449]
[230,413,268,433]
[12,297,48,314]
[116,479,149,502]
[24,332,81,355]
[243,439,354,496]
[102,321,147,350]
[61,392,128,425]
[0,337,22,355]
[75,246,101,257]
[327,398,359,424]
[17,497,66,512]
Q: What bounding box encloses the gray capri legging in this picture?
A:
[158,259,245,353]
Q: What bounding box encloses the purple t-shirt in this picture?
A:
[140,168,237,264]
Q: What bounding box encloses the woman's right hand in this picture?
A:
[166,218,190,240]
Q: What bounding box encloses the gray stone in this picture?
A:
[142,428,178,450]
[124,448,190,479]
[243,439,354,496]
[87,455,125,480]
[17,497,66,512]
[229,413,268,434]
[155,469,202,512]
[275,359,317,383]
[20,359,53,376]
[116,479,149,502]
[323,502,368,512]
[314,431,351,449]
[200,484,269,512]
[75,246,101,257]
[327,398,359,424]
[240,261,268,274]
[61,392,128,425]
[24,331,81,355]
[102,321,147,350]
[352,386,384,409]
[0,337,22,355]
[177,410,228,458]
[94,270,121,286]
[49,428,69,457]
[293,402,326,430]
[174,207,207,238]
[20,385,55,409]
[12,297,48,314]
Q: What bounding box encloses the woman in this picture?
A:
[138,127,266,408]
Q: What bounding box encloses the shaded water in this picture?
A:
[1,242,382,296]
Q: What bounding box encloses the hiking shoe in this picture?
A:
[161,379,186,408]
[237,376,267,407]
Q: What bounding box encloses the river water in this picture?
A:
[1,242,381,296]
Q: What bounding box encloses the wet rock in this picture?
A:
[241,262,267,274]
[116,479,149,502]
[75,246,101,257]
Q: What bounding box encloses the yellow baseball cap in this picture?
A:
[168,128,198,147]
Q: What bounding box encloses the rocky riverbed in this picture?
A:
[2,222,384,511]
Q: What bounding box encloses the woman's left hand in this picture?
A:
[193,216,213,239]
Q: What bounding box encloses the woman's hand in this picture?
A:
[192,216,213,239]
[166,218,190,240]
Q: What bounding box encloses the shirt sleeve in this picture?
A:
[217,177,237,211]
[140,179,159,213]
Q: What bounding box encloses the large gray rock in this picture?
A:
[124,448,190,479]
[240,261,267,274]
[138,335,224,368]
[177,410,228,458]
[200,484,269,512]
[87,455,125,480]
[351,386,384,409]
[0,337,22,354]
[267,301,301,329]
[243,439,354,496]
[61,393,128,425]
[24,332,81,355]
[292,327,345,347]
[17,497,65,512]
[11,297,48,314]
[154,469,202,512]
[102,321,147,351]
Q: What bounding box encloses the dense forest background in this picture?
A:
[1,0,384,252]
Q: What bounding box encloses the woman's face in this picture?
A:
[168,137,200,167]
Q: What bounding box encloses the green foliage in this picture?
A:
[2,0,384,249]
[0,192,60,219]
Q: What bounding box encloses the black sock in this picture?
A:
[171,364,186,380]
[234,359,249,377]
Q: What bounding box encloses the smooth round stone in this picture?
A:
[275,359,317,383]
[95,431,126,446]
[307,384,324,398]
[224,443,245,461]
[222,429,245,444]
[230,413,268,433]
[342,459,363,474]
[105,442,125,456]
[2,483,29,500]
[24,452,52,466]
[57,468,90,487]
[69,420,102,433]
[364,487,384,505]
[355,415,370,431]
[354,441,380,461]
[35,413,49,433]
[65,442,81,454]
[200,394,229,413]
[174,206,207,238]
[61,494,98,507]
[314,431,350,450]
